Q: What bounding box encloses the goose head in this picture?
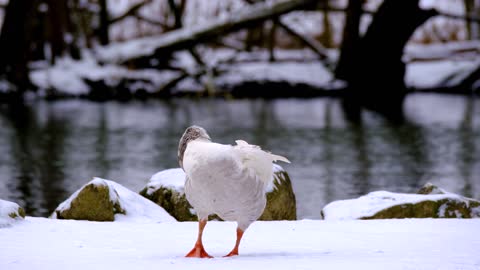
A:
[178,125,211,169]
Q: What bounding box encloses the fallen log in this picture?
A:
[96,0,318,65]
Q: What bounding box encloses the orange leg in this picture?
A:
[224,228,244,257]
[185,219,213,258]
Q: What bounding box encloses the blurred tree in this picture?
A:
[0,0,36,94]
[318,0,333,48]
[465,0,480,39]
[336,0,437,120]
[335,0,362,82]
[99,0,109,45]
[45,0,78,62]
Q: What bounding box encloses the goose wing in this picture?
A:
[232,140,290,187]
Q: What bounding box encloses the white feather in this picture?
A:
[233,140,290,187]
[182,138,289,230]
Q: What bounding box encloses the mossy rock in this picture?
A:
[362,198,480,219]
[259,167,297,220]
[140,166,297,221]
[8,207,26,219]
[140,184,196,221]
[0,199,26,220]
[322,183,480,220]
[361,182,480,219]
[53,180,125,221]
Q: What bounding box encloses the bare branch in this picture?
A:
[134,14,169,28]
[243,0,329,60]
[438,11,480,23]
[325,6,480,24]
[109,0,152,25]
[277,20,329,60]
[99,0,319,64]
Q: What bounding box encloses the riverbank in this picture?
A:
[5,41,473,101]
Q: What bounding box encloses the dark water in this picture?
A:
[0,93,479,219]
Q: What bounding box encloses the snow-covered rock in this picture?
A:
[321,184,480,220]
[0,199,25,227]
[140,164,296,221]
[51,177,175,222]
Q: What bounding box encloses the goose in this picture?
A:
[178,125,290,258]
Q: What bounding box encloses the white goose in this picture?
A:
[178,126,290,258]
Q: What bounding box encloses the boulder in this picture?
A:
[140,164,297,221]
[260,165,297,220]
[140,169,196,221]
[52,177,175,222]
[321,183,480,220]
[0,199,25,227]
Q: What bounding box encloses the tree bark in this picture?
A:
[46,0,70,62]
[319,0,333,48]
[0,0,35,94]
[99,0,109,45]
[464,0,475,39]
[337,0,436,120]
[335,0,363,81]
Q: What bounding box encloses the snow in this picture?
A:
[52,177,175,222]
[170,48,337,91]
[405,59,480,89]
[0,199,23,227]
[147,168,186,194]
[404,41,480,62]
[98,0,322,64]
[322,190,479,220]
[1,218,480,270]
[29,55,180,96]
[265,164,288,193]
[0,79,14,93]
[217,61,334,89]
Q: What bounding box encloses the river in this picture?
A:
[0,93,479,219]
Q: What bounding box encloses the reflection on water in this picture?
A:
[0,93,479,219]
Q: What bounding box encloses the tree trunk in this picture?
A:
[46,0,70,63]
[99,0,109,45]
[335,0,363,81]
[464,0,475,39]
[0,0,35,94]
[337,0,436,120]
[168,0,183,29]
[319,0,333,48]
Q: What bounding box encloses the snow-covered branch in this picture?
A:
[109,0,152,25]
[97,0,319,64]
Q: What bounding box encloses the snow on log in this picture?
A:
[96,0,318,64]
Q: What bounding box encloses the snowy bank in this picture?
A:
[51,177,175,222]
[140,164,296,221]
[322,185,480,220]
[1,218,479,270]
[30,56,180,97]
[0,199,25,227]
[28,42,480,99]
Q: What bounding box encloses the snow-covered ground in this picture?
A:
[1,218,479,270]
